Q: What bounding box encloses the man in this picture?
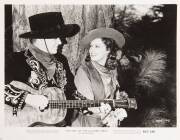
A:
[5,12,80,126]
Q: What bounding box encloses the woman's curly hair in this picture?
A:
[102,37,121,70]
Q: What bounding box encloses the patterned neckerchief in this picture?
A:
[24,49,67,91]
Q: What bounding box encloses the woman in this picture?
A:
[72,28,128,127]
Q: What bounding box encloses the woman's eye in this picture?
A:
[90,45,99,48]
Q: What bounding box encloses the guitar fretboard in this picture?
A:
[48,99,129,109]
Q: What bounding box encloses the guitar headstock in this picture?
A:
[114,98,137,109]
[127,98,138,109]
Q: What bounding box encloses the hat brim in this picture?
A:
[19,24,80,39]
[80,28,125,49]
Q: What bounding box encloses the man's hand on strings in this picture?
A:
[25,94,48,111]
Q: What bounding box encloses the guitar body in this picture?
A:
[5,87,67,127]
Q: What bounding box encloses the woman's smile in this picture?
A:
[90,53,96,57]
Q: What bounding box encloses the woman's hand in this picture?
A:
[102,108,128,127]
[87,102,112,118]
[86,102,128,127]
[25,94,48,111]
[116,91,128,99]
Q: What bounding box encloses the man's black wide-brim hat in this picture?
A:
[19,12,80,38]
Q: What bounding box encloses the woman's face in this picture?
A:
[89,38,110,65]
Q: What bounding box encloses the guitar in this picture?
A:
[5,83,137,127]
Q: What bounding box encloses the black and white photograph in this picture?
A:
[1,0,179,139]
[0,0,179,140]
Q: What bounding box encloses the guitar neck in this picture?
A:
[48,98,137,109]
[49,100,109,108]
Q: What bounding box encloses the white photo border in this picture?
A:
[0,0,179,140]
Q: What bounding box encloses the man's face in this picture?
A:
[44,38,62,54]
